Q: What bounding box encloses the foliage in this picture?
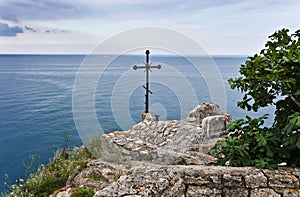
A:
[85,172,101,181]
[70,187,94,197]
[85,132,103,159]
[209,115,280,170]
[1,131,126,196]
[136,151,153,161]
[24,154,35,180]
[62,133,71,159]
[210,28,300,169]
[280,112,300,166]
[2,135,92,197]
[228,28,300,114]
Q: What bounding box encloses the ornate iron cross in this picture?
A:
[133,50,161,113]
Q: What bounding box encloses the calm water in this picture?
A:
[0,54,274,192]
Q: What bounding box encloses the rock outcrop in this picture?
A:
[100,102,231,165]
[53,160,300,197]
[51,103,300,196]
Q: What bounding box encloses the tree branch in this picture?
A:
[290,95,300,109]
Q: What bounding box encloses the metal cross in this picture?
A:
[133,50,161,113]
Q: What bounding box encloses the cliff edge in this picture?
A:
[51,103,300,197]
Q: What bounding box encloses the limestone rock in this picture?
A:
[186,186,222,197]
[66,160,126,190]
[99,103,231,166]
[52,161,300,197]
[50,103,300,196]
[187,102,230,126]
[244,168,268,188]
[250,188,281,197]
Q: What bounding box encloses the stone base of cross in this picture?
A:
[141,112,153,122]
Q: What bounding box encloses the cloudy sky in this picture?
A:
[0,0,299,55]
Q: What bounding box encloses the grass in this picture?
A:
[1,134,92,197]
[1,131,151,196]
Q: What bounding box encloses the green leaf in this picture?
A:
[283,56,289,62]
[295,90,300,95]
[296,137,300,149]
[284,78,296,84]
[266,146,274,157]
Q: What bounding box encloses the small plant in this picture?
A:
[136,151,153,161]
[62,133,71,159]
[2,178,29,197]
[70,187,94,197]
[1,174,9,196]
[85,172,100,181]
[85,132,103,159]
[24,154,35,180]
[113,167,124,181]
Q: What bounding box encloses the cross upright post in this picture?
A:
[133,50,161,121]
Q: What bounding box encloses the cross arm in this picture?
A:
[132,65,146,70]
[133,64,161,70]
[150,65,161,69]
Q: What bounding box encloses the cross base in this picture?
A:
[141,112,152,122]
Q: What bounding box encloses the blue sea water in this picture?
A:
[0,54,275,192]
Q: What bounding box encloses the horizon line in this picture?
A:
[0,53,250,57]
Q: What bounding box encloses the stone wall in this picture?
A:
[53,160,300,197]
[94,162,300,197]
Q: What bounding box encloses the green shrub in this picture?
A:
[209,115,280,170]
[4,143,92,196]
[210,28,300,169]
[70,187,94,197]
[24,146,91,196]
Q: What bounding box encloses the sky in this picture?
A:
[0,0,299,55]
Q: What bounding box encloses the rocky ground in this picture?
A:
[53,160,300,196]
[51,103,300,197]
[100,102,231,166]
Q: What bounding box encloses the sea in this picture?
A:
[0,54,275,192]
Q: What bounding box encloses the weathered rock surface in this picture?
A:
[53,160,300,197]
[101,102,231,165]
[51,103,300,196]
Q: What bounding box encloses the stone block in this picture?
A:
[223,187,249,197]
[209,175,222,187]
[267,172,299,188]
[223,173,244,188]
[187,102,223,125]
[282,188,300,197]
[250,188,280,197]
[244,169,268,188]
[202,115,226,138]
[186,186,222,197]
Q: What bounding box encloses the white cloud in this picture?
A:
[0,0,299,54]
[0,0,85,21]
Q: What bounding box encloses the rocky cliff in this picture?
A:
[51,103,300,197]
